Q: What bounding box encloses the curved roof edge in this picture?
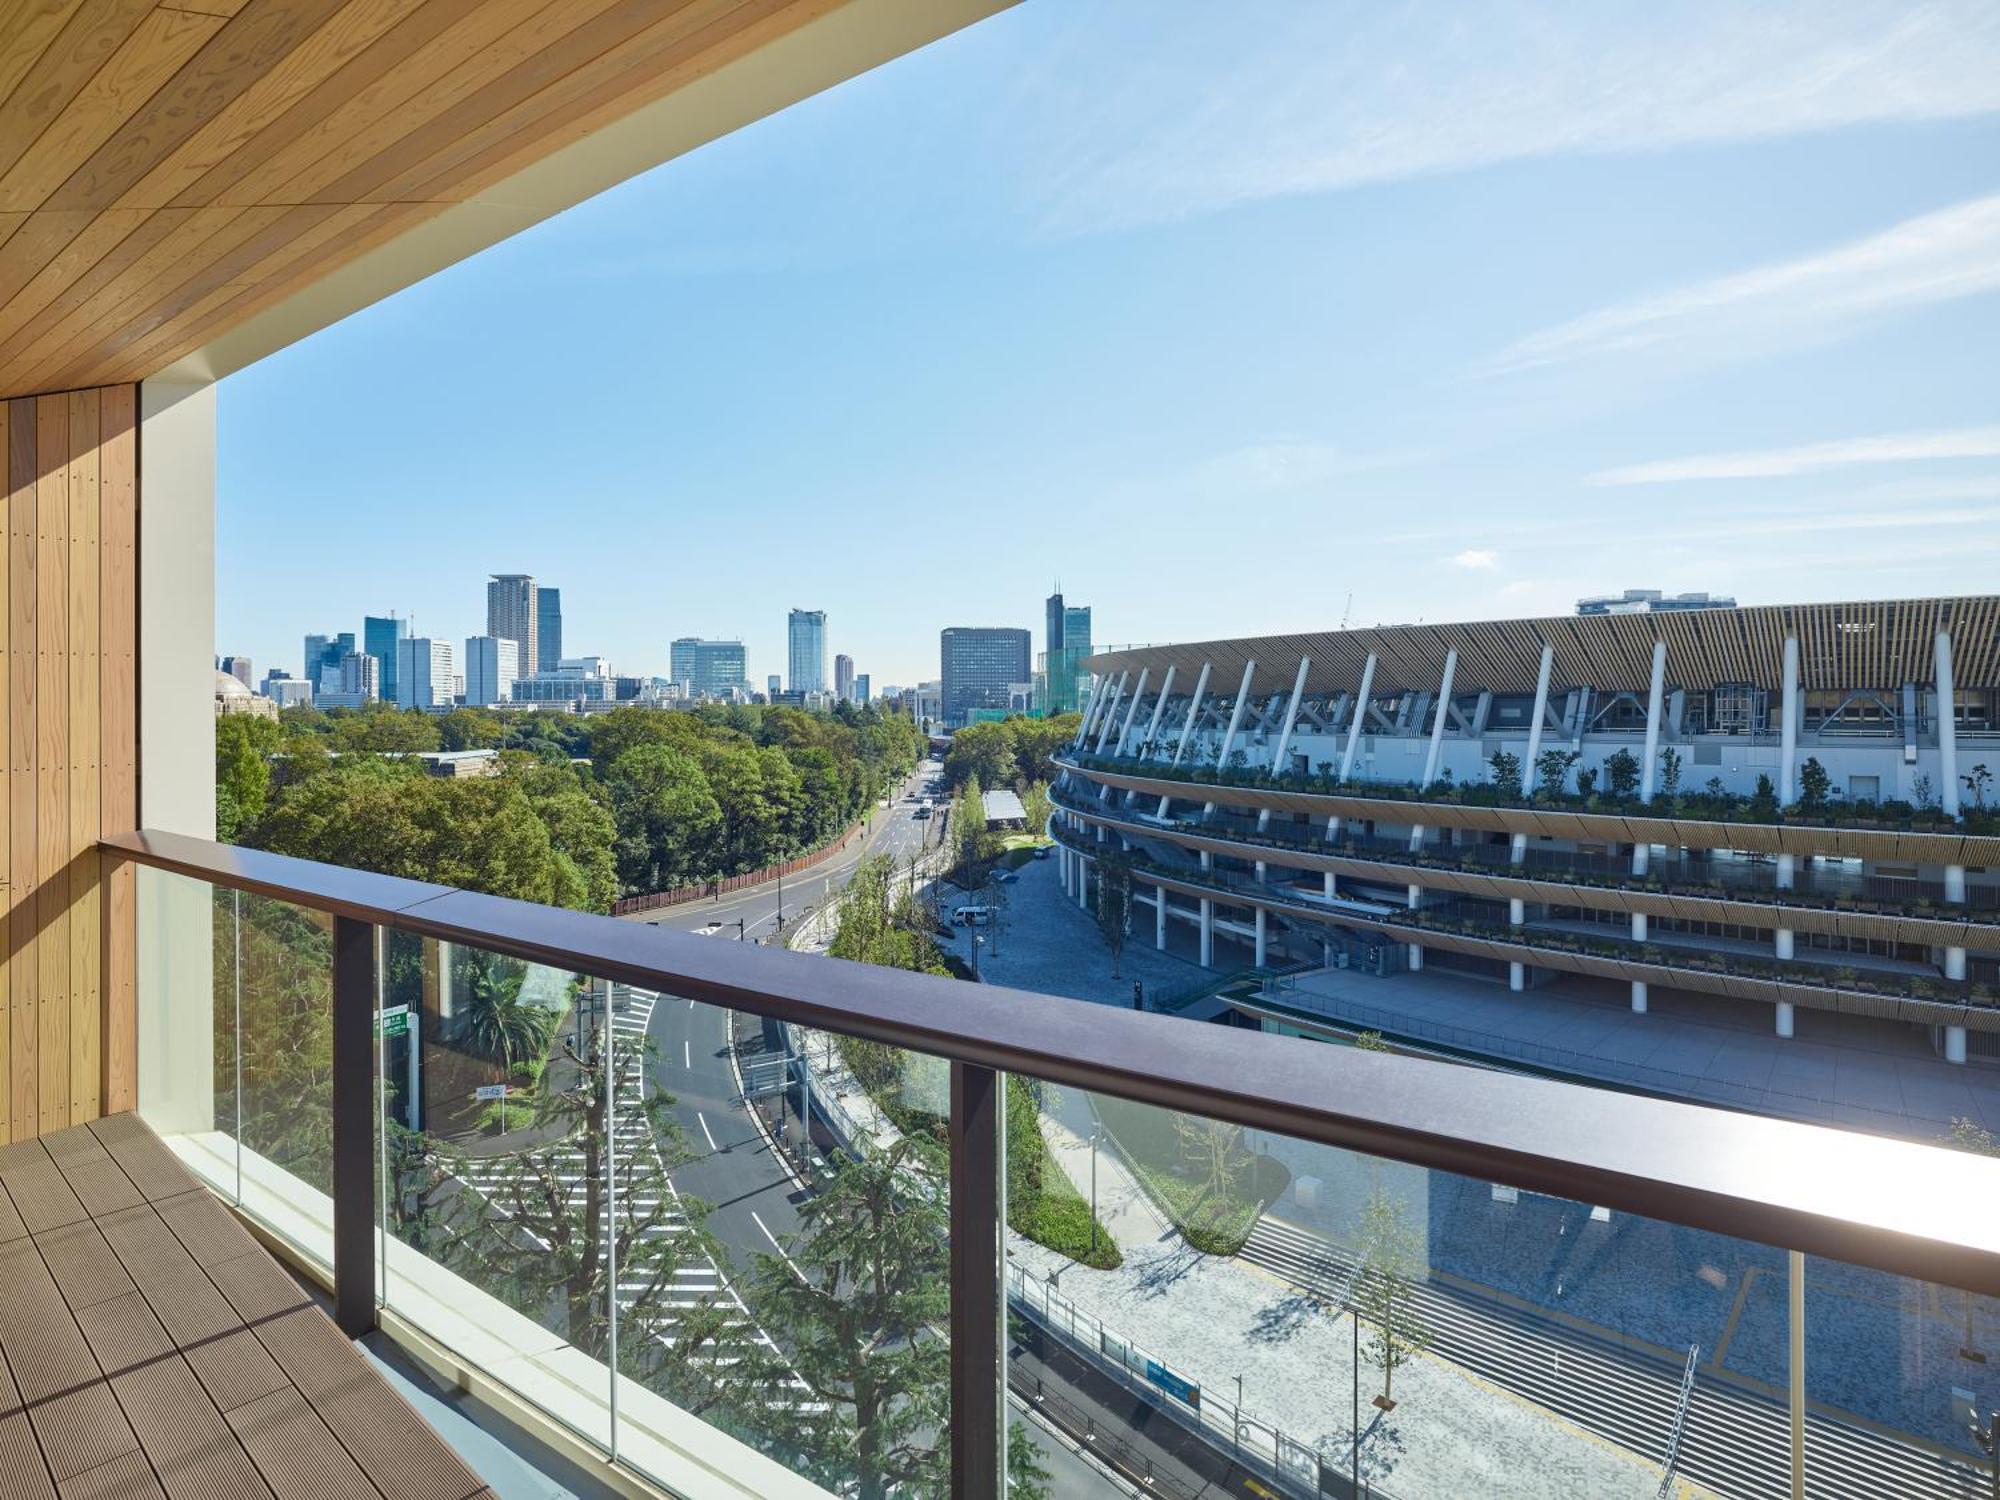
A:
[1082,596,2000,697]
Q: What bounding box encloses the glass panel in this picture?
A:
[376,937,612,1452]
[137,869,337,1268]
[614,994,956,1497]
[1002,1075,2000,1500]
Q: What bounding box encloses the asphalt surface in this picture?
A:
[626,762,940,942]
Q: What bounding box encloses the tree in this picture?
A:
[1798,756,1831,812]
[1659,747,1683,801]
[216,713,280,840]
[329,705,442,754]
[950,777,994,882]
[942,721,1015,793]
[1575,766,1599,798]
[1751,772,1779,819]
[1965,763,1994,812]
[1094,854,1132,978]
[1353,1187,1430,1409]
[1019,781,1054,841]
[1486,750,1522,799]
[428,1023,736,1399]
[455,950,557,1081]
[1353,1031,1392,1053]
[438,707,505,751]
[739,1138,949,1498]
[1603,748,1640,801]
[603,744,724,893]
[1533,748,1580,799]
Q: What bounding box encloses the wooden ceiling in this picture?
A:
[1086,597,2000,698]
[0,0,993,399]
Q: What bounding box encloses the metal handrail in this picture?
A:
[103,828,2000,1303]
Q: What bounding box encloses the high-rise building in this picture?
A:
[834,653,854,702]
[364,614,411,703]
[395,638,454,709]
[787,609,826,693]
[1039,593,1093,715]
[463,636,519,707]
[1576,589,1739,616]
[766,674,782,698]
[670,638,748,698]
[854,673,870,704]
[487,575,538,687]
[304,631,354,684]
[317,650,379,708]
[536,587,562,672]
[940,627,1031,726]
[219,655,253,689]
[267,679,313,709]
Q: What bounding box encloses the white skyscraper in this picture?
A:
[396,637,455,709]
[464,636,519,707]
[788,608,826,693]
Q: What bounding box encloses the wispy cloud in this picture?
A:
[1590,426,2000,483]
[1448,548,1500,570]
[1478,193,2000,377]
[1030,3,2000,235]
[1192,440,1420,492]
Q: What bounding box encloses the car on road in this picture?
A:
[995,870,1019,884]
[913,803,932,819]
[1031,845,1053,860]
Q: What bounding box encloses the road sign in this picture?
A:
[373,1005,410,1040]
[474,1084,509,1101]
[1144,1358,1199,1408]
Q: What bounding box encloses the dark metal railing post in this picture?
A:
[949,1061,1001,1498]
[332,915,378,1338]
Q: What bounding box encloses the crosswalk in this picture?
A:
[1242,1216,1983,1500]
[451,986,818,1415]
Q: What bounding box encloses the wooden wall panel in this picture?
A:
[0,382,134,1143]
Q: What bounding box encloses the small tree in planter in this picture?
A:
[1751,773,1779,821]
[1913,774,1936,811]
[1603,748,1641,802]
[1533,748,1581,800]
[1799,756,1832,812]
[1659,747,1683,802]
[1355,1187,1430,1411]
[1575,767,1599,799]
[1965,763,1995,813]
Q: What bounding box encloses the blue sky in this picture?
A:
[219,1,2000,690]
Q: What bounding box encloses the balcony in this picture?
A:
[1050,779,2000,941]
[1057,751,2000,856]
[98,828,2000,1499]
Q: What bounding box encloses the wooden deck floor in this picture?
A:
[0,1114,493,1500]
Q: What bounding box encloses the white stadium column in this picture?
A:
[1509,897,1526,991]
[1158,661,1214,819]
[1946,1026,1968,1065]
[1410,649,1457,853]
[1114,668,1150,756]
[1406,883,1423,971]
[1514,644,1554,864]
[1339,653,1378,783]
[1199,851,1215,967]
[1945,860,1968,1002]
[1779,635,1800,808]
[1777,1002,1795,1039]
[1156,882,1168,950]
[1631,910,1649,1013]
[1254,905,1267,967]
[1937,627,1961,818]
[1257,657,1312,857]
[1139,665,1178,756]
[1634,639,1667,876]
[1202,660,1259,819]
[1093,672,1130,755]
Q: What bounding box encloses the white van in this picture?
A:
[952,906,996,928]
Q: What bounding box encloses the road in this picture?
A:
[625,760,940,942]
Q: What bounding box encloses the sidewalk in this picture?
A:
[794,856,1669,1499]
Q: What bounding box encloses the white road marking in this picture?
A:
[698,1112,717,1152]
[751,1210,807,1283]
[684,1039,691,1069]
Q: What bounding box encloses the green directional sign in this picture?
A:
[374,1005,410,1040]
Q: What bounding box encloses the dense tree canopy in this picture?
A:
[941,713,1079,792]
[224,700,922,907]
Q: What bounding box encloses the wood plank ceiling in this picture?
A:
[0,0,843,398]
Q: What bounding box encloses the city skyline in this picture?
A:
[216,4,1999,683]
